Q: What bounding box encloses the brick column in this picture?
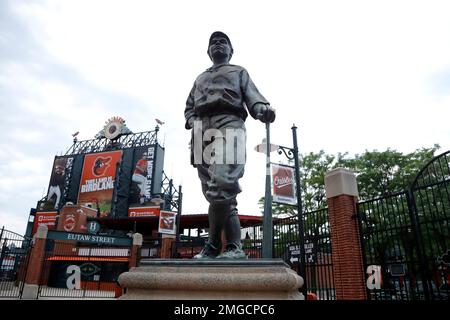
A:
[22,224,48,299]
[325,168,367,300]
[160,235,175,259]
[129,233,143,269]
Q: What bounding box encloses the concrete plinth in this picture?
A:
[118,259,304,300]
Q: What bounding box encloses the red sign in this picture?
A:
[272,164,297,205]
[33,212,57,235]
[158,211,177,235]
[56,205,97,233]
[77,151,123,217]
[128,206,160,218]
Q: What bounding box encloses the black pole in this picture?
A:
[167,179,174,211]
[176,185,183,242]
[406,189,431,300]
[262,123,273,259]
[291,124,307,298]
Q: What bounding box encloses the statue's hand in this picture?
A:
[187,116,201,129]
[254,104,276,123]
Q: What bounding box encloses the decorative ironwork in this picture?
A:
[38,239,130,299]
[411,150,450,190]
[277,145,294,160]
[64,128,159,156]
[160,171,181,212]
[0,228,31,298]
[358,150,450,300]
[240,207,336,300]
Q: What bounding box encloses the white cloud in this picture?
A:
[1,0,449,235]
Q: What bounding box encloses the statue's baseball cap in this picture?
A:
[209,31,233,53]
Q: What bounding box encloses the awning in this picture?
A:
[46,256,129,262]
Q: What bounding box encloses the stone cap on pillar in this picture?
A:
[133,233,143,246]
[32,224,48,244]
[325,167,358,199]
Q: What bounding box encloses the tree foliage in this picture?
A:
[259,144,441,216]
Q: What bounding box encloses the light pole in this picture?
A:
[255,123,277,259]
[275,124,307,299]
[256,124,307,298]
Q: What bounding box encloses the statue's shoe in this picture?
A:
[216,248,248,259]
[193,243,221,259]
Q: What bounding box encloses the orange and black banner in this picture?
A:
[77,150,123,217]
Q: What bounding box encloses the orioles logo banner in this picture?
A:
[272,163,297,206]
[78,150,123,217]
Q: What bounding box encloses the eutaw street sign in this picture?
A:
[47,230,132,246]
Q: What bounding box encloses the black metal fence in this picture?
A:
[358,151,450,300]
[0,227,31,298]
[140,239,162,259]
[242,208,335,300]
[37,240,129,299]
[171,237,207,259]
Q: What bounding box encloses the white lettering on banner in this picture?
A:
[91,236,115,244]
[80,177,114,193]
[129,211,158,217]
[274,176,294,188]
[65,233,117,244]
[66,265,81,290]
[145,147,155,198]
[366,265,382,290]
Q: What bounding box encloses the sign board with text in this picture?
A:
[128,206,160,218]
[47,230,132,246]
[272,164,297,205]
[33,212,57,235]
[158,211,177,235]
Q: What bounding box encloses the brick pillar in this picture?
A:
[22,224,48,299]
[325,168,367,300]
[129,233,143,269]
[160,235,175,259]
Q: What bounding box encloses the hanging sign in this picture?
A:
[158,211,177,235]
[272,164,297,205]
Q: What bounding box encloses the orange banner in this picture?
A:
[77,151,123,217]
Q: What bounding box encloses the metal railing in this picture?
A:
[38,240,130,299]
[357,151,450,300]
[0,227,31,298]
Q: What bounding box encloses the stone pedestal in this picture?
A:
[118,259,304,300]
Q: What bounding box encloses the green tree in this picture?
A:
[340,145,440,200]
[259,144,441,216]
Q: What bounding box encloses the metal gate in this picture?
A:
[358,150,450,300]
[37,239,130,299]
[0,227,31,298]
[241,207,336,300]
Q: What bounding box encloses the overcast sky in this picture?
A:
[1,0,449,235]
